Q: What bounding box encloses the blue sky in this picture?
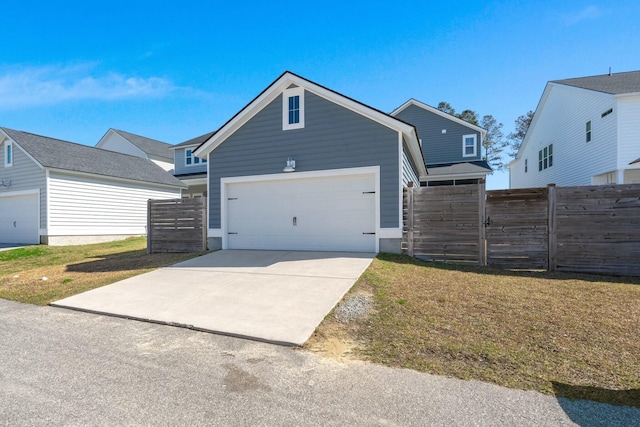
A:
[1,1,639,189]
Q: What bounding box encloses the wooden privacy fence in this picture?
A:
[147,198,207,253]
[403,183,640,276]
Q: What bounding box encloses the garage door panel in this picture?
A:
[226,173,376,252]
[0,194,39,244]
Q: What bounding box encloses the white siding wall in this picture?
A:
[98,132,147,158]
[47,172,180,236]
[402,143,419,186]
[616,94,640,170]
[510,84,617,188]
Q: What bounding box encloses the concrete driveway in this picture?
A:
[51,250,374,346]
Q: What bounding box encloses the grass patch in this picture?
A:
[0,237,206,305]
[307,253,640,407]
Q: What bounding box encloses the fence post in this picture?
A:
[407,185,414,257]
[478,179,487,266]
[147,199,152,254]
[547,184,557,271]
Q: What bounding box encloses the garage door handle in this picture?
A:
[362,232,375,235]
[14,221,16,228]
[293,216,297,226]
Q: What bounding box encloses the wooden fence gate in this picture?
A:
[147,197,207,253]
[485,187,551,270]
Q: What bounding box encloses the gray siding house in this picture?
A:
[194,72,426,253]
[170,131,214,198]
[392,99,491,185]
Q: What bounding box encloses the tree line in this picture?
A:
[436,101,534,172]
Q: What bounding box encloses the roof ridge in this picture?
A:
[3,127,167,163]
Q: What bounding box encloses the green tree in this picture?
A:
[457,109,479,126]
[436,101,455,115]
[507,110,534,158]
[481,114,507,171]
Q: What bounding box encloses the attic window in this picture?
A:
[4,141,12,167]
[586,121,592,143]
[185,149,206,166]
[282,87,305,130]
[601,108,613,118]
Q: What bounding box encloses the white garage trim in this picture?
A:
[219,166,380,252]
[0,188,40,198]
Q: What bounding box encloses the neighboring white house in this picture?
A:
[97,128,175,172]
[0,128,185,245]
[509,70,640,188]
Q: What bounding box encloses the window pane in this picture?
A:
[186,157,192,165]
[539,160,542,171]
[549,155,553,167]
[539,150,542,161]
[194,157,200,164]
[549,144,553,155]
[6,145,11,163]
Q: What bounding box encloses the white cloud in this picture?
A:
[563,5,602,26]
[0,63,176,109]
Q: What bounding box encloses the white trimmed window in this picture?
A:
[4,141,12,167]
[586,121,592,142]
[185,149,206,166]
[538,144,553,171]
[282,87,305,130]
[462,134,477,157]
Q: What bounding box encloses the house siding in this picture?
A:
[510,84,617,188]
[394,104,481,165]
[208,90,400,229]
[402,139,419,186]
[617,94,640,170]
[174,147,208,176]
[98,132,146,158]
[0,141,47,229]
[47,171,180,236]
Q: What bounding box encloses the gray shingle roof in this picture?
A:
[172,130,216,148]
[111,129,173,161]
[426,160,492,176]
[2,128,185,188]
[552,70,640,94]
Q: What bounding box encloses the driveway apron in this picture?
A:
[51,250,374,346]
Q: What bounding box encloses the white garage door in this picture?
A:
[0,193,39,244]
[226,173,376,252]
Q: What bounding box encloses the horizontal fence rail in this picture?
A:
[147,198,207,253]
[403,183,640,276]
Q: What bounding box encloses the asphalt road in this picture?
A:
[1,299,638,426]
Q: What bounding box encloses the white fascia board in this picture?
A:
[45,167,186,190]
[391,99,488,136]
[194,72,427,176]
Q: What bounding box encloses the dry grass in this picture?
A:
[306,253,640,407]
[0,237,206,305]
